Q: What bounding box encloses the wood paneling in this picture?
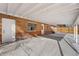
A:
[0,13,54,43]
[44,24,54,34]
[57,27,74,34]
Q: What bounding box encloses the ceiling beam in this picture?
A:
[22,3,42,17]
[72,11,79,25]
[27,4,78,16]
[13,3,23,15]
[5,3,8,14]
[23,4,57,17]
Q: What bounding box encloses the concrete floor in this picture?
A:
[0,35,78,56]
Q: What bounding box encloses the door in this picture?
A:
[2,18,16,43]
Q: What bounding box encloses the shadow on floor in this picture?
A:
[42,34,65,41]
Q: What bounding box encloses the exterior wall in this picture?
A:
[57,27,74,34]
[0,13,53,43]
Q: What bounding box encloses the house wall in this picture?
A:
[57,27,74,34]
[0,13,53,43]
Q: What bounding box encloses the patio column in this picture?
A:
[74,24,78,44]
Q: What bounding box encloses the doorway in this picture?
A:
[2,18,16,43]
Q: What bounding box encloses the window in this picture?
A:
[27,23,36,32]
